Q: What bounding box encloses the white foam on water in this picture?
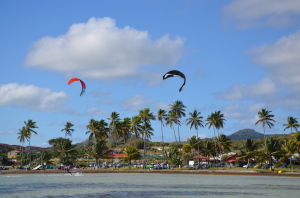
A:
[73,172,83,176]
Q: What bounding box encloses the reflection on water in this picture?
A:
[0,173,299,198]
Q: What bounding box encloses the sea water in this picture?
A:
[0,173,299,198]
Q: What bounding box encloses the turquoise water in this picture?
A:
[0,173,299,197]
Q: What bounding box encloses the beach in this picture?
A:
[2,168,300,177]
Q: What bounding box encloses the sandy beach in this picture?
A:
[2,169,300,177]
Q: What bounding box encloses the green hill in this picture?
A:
[228,129,264,140]
[228,129,286,140]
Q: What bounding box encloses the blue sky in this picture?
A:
[1,0,300,147]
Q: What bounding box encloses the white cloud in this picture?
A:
[247,103,266,112]
[0,83,69,111]
[25,17,185,83]
[224,103,241,111]
[224,0,300,28]
[122,94,151,111]
[154,101,170,111]
[0,129,15,135]
[251,30,300,91]
[216,77,278,100]
[121,94,169,112]
[85,107,109,116]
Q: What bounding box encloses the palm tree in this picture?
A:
[140,124,154,154]
[205,111,226,137]
[202,140,214,165]
[169,100,186,144]
[17,127,27,166]
[281,140,297,172]
[39,151,53,169]
[262,137,278,170]
[123,146,142,168]
[236,138,256,169]
[119,117,132,144]
[61,122,75,149]
[108,112,121,148]
[23,119,38,165]
[215,134,232,167]
[48,137,66,147]
[216,134,232,154]
[291,131,300,153]
[54,139,78,165]
[186,110,204,159]
[165,111,180,144]
[61,122,75,138]
[138,108,156,157]
[186,135,201,157]
[98,119,109,139]
[283,116,300,134]
[255,108,275,138]
[157,109,167,159]
[165,146,181,168]
[205,111,226,166]
[130,116,142,138]
[86,119,100,142]
[85,140,112,168]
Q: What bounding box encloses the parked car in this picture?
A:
[0,166,9,170]
[237,162,247,167]
[216,162,226,167]
[89,162,96,167]
[279,164,286,168]
[133,163,144,168]
[201,164,211,169]
[155,164,163,169]
[243,163,255,168]
[259,164,275,169]
[146,164,154,168]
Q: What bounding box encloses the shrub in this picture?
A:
[274,163,280,168]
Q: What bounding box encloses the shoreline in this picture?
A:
[2,169,300,177]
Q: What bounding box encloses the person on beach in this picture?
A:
[65,167,73,176]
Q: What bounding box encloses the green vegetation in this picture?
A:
[1,101,298,173]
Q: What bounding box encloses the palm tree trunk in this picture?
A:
[196,129,200,164]
[247,158,249,169]
[29,139,31,167]
[172,126,177,143]
[217,129,223,168]
[143,133,146,158]
[177,125,181,144]
[160,123,165,161]
[269,155,272,171]
[213,127,217,168]
[21,142,24,166]
[290,157,293,172]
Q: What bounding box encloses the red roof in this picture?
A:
[193,155,210,159]
[223,153,245,163]
[113,154,126,158]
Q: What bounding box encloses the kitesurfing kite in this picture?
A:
[68,78,86,96]
[163,70,186,92]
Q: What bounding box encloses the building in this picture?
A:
[7,150,32,159]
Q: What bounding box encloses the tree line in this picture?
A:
[15,100,300,170]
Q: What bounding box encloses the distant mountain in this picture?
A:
[228,129,264,140]
[228,129,285,140]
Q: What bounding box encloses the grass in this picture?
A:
[4,165,300,174]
